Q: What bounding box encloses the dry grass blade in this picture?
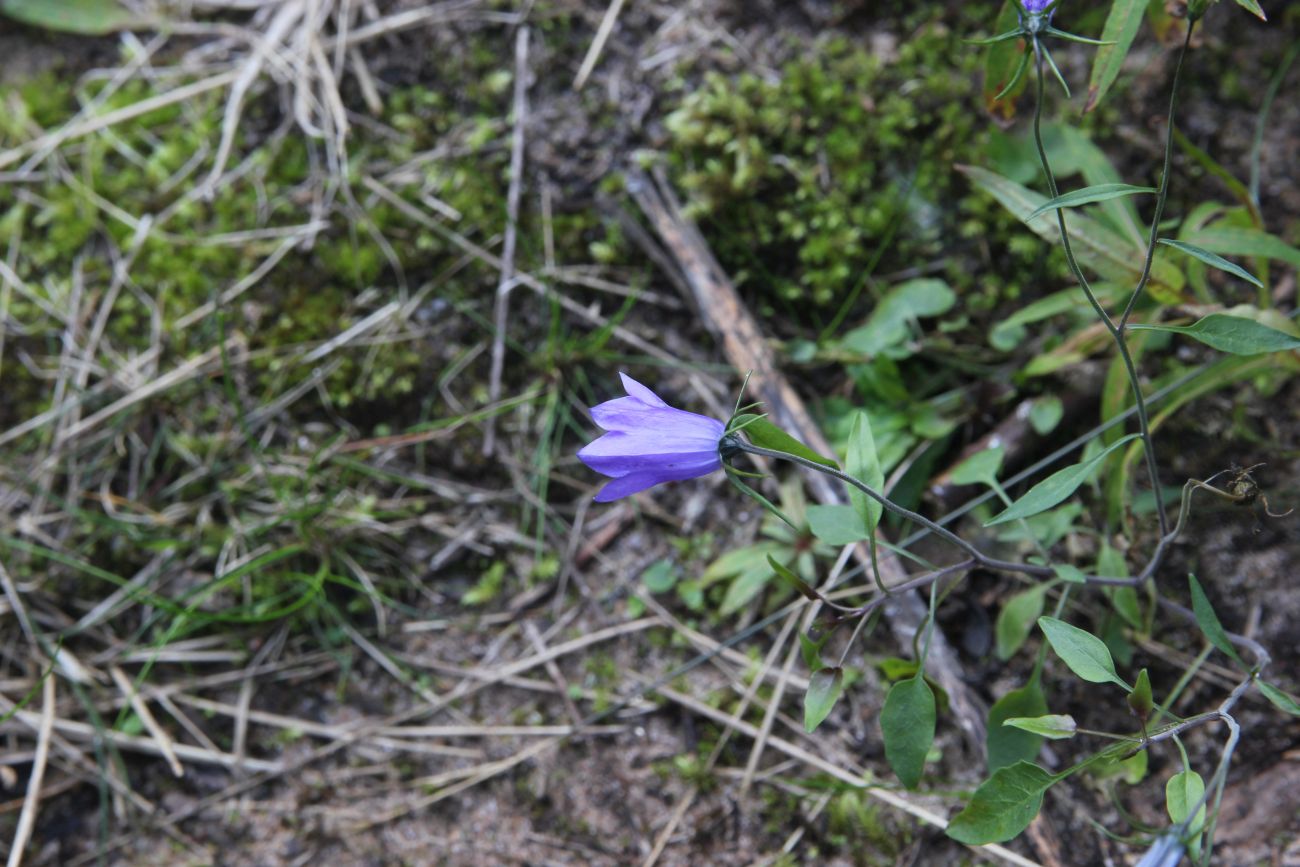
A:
[6,674,54,867]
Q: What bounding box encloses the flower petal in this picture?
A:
[590,401,724,439]
[578,445,720,478]
[577,426,722,462]
[592,460,721,501]
[619,372,668,407]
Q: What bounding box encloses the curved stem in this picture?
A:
[1030,37,1170,540]
[735,440,1052,578]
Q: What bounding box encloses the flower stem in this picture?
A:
[1029,34,1175,541]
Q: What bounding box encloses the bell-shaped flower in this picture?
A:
[578,373,725,502]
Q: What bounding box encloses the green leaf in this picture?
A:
[1038,616,1129,689]
[880,675,936,789]
[958,166,1185,302]
[1128,668,1153,719]
[1157,239,1263,288]
[0,0,140,34]
[1231,0,1266,20]
[807,504,871,545]
[946,761,1058,844]
[951,446,1005,486]
[1024,184,1155,222]
[1166,770,1206,835]
[720,568,773,616]
[840,279,956,357]
[1086,0,1147,112]
[996,585,1046,661]
[1186,225,1300,269]
[1028,396,1064,435]
[731,414,837,469]
[1257,681,1300,716]
[986,434,1139,526]
[987,682,1049,772]
[1097,542,1142,630]
[1003,714,1078,740]
[804,667,844,733]
[1052,564,1087,584]
[767,555,821,602]
[1187,574,1243,665]
[983,0,1029,119]
[641,560,678,594]
[1129,314,1300,356]
[846,411,884,534]
[799,632,826,671]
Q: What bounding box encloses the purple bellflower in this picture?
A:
[1021,0,1053,12]
[578,373,726,502]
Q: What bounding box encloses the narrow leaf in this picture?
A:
[1158,239,1262,288]
[0,0,140,34]
[1087,0,1148,112]
[1129,314,1300,356]
[983,0,1028,119]
[987,682,1048,772]
[732,414,838,468]
[946,761,1057,844]
[958,166,1186,301]
[1038,616,1129,689]
[1187,574,1243,664]
[1258,681,1300,716]
[1128,668,1153,719]
[1003,714,1078,739]
[804,667,844,733]
[986,434,1139,526]
[768,555,821,602]
[847,411,884,533]
[880,675,936,789]
[807,504,871,545]
[1232,0,1266,20]
[1024,184,1155,222]
[996,586,1046,661]
[1187,225,1300,269]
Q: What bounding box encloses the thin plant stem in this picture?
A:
[1029,36,1172,540]
[1119,21,1196,328]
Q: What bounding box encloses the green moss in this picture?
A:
[663,24,1077,320]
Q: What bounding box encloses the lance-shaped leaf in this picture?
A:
[1232,0,1266,20]
[846,411,884,534]
[986,434,1139,526]
[1038,617,1130,689]
[1187,574,1244,665]
[958,166,1185,302]
[1157,239,1263,288]
[804,667,844,733]
[1003,714,1078,740]
[0,0,142,34]
[1129,314,1300,356]
[1185,225,1300,269]
[983,0,1028,119]
[768,555,822,603]
[1086,0,1147,112]
[731,414,838,468]
[880,674,936,789]
[1024,184,1155,223]
[946,761,1058,844]
[1258,681,1300,716]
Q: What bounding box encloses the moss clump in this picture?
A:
[663,24,1074,320]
